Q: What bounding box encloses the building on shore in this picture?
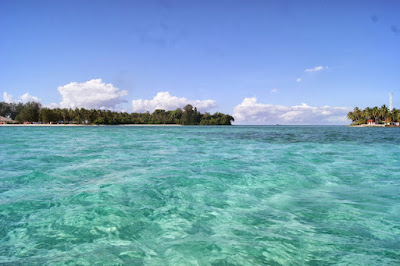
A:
[0,116,15,124]
[367,119,375,125]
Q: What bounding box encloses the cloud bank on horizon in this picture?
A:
[233,97,351,125]
[2,79,351,125]
[131,92,217,113]
[3,92,41,104]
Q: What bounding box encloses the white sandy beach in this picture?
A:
[349,124,386,127]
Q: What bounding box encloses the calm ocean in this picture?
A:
[1,126,399,264]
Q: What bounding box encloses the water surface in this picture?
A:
[1,126,399,264]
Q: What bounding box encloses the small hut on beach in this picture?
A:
[0,116,15,124]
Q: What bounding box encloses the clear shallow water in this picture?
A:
[0,126,399,265]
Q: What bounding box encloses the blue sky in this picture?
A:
[1,0,399,124]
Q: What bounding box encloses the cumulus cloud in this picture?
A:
[233,97,351,125]
[132,92,217,113]
[58,79,128,109]
[305,66,327,72]
[20,92,41,103]
[3,92,41,103]
[3,92,16,103]
[270,88,278,93]
[44,102,59,109]
[296,77,302,83]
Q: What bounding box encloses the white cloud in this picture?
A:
[132,92,217,113]
[233,97,351,125]
[58,79,128,109]
[2,92,41,103]
[3,92,16,103]
[44,103,59,109]
[20,92,41,103]
[296,77,302,83]
[270,88,278,93]
[305,65,327,72]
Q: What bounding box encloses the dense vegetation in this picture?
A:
[347,105,400,125]
[0,101,234,125]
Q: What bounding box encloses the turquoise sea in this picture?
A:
[0,126,399,265]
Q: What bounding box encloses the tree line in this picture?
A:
[347,105,400,125]
[0,101,234,125]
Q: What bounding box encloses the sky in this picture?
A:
[1,0,399,124]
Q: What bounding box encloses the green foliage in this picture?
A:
[0,101,234,125]
[15,102,41,122]
[182,104,196,125]
[39,108,57,123]
[0,102,24,120]
[347,105,400,125]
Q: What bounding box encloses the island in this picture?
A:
[0,101,234,125]
[347,105,400,126]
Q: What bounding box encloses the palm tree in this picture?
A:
[68,109,75,123]
[347,111,355,124]
[392,109,400,123]
[387,110,395,124]
[380,104,389,123]
[353,107,362,123]
[364,107,372,120]
[372,106,380,123]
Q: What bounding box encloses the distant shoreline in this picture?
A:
[349,124,397,127]
[0,124,183,127]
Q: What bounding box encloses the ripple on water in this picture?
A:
[0,126,400,264]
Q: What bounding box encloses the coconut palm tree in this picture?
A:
[380,105,389,122]
[372,106,380,123]
[387,109,395,124]
[392,108,400,123]
[353,107,362,122]
[347,111,355,124]
[364,107,372,120]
